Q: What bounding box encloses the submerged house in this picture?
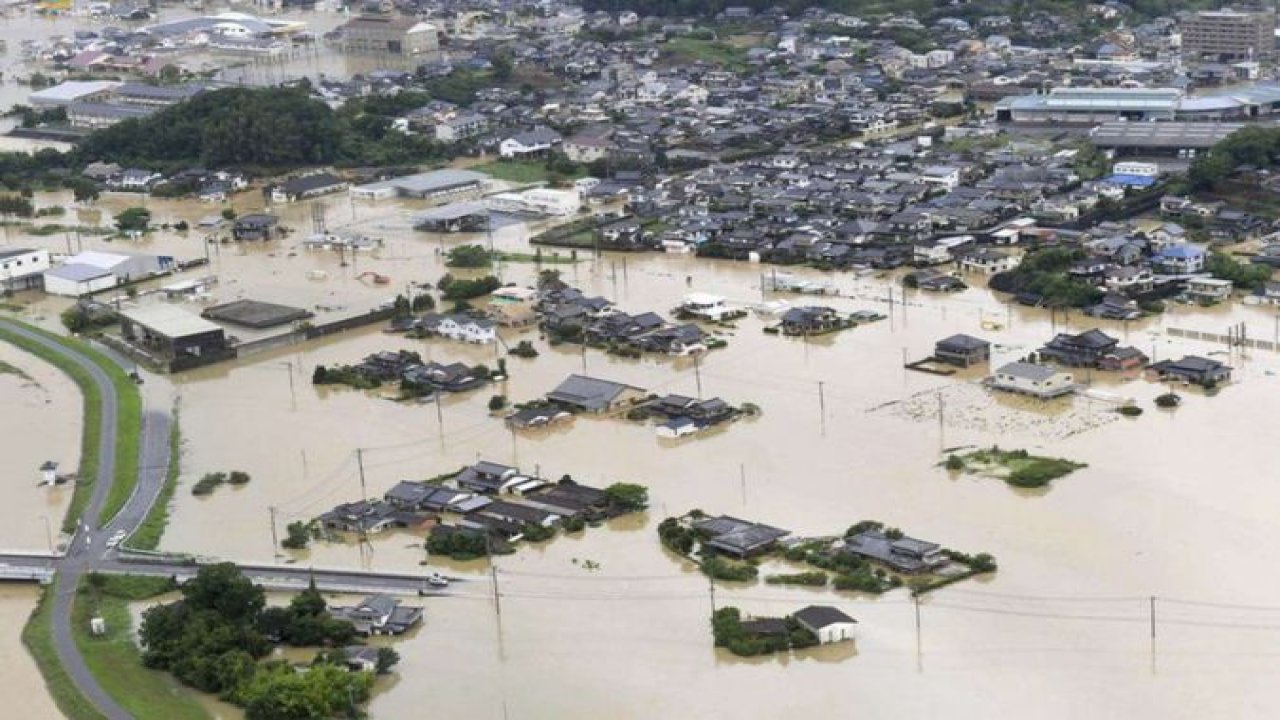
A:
[988,361,1076,399]
[1147,356,1232,387]
[842,530,946,574]
[778,306,842,335]
[545,374,647,413]
[330,595,423,636]
[934,334,991,367]
[693,515,791,558]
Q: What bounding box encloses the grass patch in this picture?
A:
[663,38,751,71]
[764,571,828,587]
[945,446,1086,489]
[22,588,108,720]
[473,159,584,184]
[494,251,579,264]
[127,409,180,551]
[74,575,209,720]
[0,323,143,533]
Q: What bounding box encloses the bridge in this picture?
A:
[0,550,457,597]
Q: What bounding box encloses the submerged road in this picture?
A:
[1,318,450,719]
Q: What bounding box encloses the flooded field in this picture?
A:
[5,184,1280,715]
[5,182,1280,715]
[0,585,60,718]
[0,339,77,550]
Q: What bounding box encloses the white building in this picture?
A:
[793,605,858,644]
[678,293,733,321]
[421,313,497,344]
[919,165,962,190]
[1112,161,1159,177]
[498,128,563,158]
[487,188,581,216]
[989,361,1076,399]
[43,251,168,297]
[0,248,51,291]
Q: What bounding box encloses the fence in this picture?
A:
[1167,327,1278,353]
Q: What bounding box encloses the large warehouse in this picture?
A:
[995,84,1280,124]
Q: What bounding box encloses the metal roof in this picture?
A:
[119,304,224,338]
[1089,121,1244,149]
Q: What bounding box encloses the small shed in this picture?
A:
[792,605,858,644]
[118,305,229,361]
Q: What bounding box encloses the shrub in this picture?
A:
[701,555,758,582]
[509,340,539,358]
[227,471,251,485]
[1155,392,1181,408]
[604,483,649,512]
[563,516,586,533]
[765,572,828,587]
[192,472,227,496]
[944,454,965,471]
[488,395,508,412]
[1116,405,1143,417]
[282,521,311,550]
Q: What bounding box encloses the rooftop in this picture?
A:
[120,304,224,338]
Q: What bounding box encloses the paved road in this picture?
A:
[0,319,136,720]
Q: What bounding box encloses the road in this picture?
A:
[1,318,452,719]
[0,318,138,720]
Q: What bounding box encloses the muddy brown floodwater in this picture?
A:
[0,585,60,718]
[7,191,1280,715]
[0,340,78,550]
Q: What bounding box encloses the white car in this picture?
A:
[106,530,127,549]
[425,573,449,588]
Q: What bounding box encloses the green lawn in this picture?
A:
[473,159,585,184]
[22,588,108,720]
[0,322,141,532]
[73,575,210,720]
[663,38,751,71]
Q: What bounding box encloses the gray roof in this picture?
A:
[547,374,641,411]
[937,333,989,351]
[792,605,857,629]
[45,263,112,282]
[996,361,1058,382]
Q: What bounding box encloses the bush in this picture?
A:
[944,454,964,471]
[444,244,493,268]
[522,523,555,543]
[509,340,539,358]
[657,517,695,555]
[488,395,508,412]
[765,572,828,587]
[604,483,649,512]
[563,515,586,533]
[192,472,227,496]
[701,555,758,582]
[282,521,311,550]
[1155,392,1181,408]
[227,471,251,485]
[1116,405,1143,417]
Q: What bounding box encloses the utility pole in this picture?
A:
[817,380,827,435]
[1149,595,1157,640]
[356,448,367,503]
[708,574,716,614]
[435,391,445,441]
[580,341,587,374]
[913,594,923,671]
[283,360,296,409]
[693,352,703,398]
[937,391,945,450]
[269,506,279,554]
[739,463,747,506]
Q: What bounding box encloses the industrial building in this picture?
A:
[1089,121,1245,157]
[340,15,438,56]
[43,251,171,297]
[1182,9,1276,61]
[996,84,1280,124]
[118,304,231,363]
[350,169,489,201]
[0,248,50,292]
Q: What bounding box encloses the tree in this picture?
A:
[221,207,237,221]
[282,521,311,550]
[488,394,508,411]
[604,483,649,512]
[115,206,152,233]
[312,365,328,384]
[376,647,400,674]
[182,562,267,625]
[444,244,493,268]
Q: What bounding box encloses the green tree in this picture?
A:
[282,521,311,550]
[604,483,649,512]
[182,562,267,625]
[115,206,152,232]
[445,244,493,268]
[376,647,400,674]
